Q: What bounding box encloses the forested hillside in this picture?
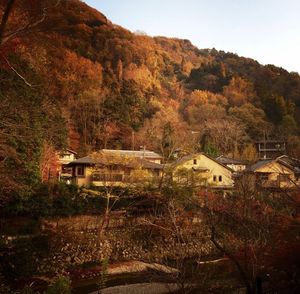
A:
[1,0,300,198]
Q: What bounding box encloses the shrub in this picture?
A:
[44,276,71,294]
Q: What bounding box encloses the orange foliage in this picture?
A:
[50,49,103,104]
[223,76,256,107]
[39,143,60,182]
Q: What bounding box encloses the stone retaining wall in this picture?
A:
[4,214,214,276]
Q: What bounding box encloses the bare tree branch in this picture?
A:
[0,0,61,47]
[0,52,32,86]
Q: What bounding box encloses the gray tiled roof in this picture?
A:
[102,149,162,159]
[216,155,247,165]
[248,158,298,173]
[248,155,300,173]
[247,160,272,172]
[277,155,300,174]
[137,158,164,170]
[68,154,163,170]
[68,156,97,165]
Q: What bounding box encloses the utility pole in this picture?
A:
[263,130,267,159]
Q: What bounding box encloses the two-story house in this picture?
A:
[170,153,234,189]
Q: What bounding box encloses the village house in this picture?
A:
[41,148,77,182]
[57,148,77,182]
[277,155,300,181]
[247,155,299,189]
[216,155,247,173]
[170,153,234,189]
[68,149,163,187]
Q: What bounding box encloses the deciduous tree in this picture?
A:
[223,77,256,107]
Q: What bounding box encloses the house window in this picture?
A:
[77,166,84,176]
[213,175,217,182]
[62,166,72,174]
[278,174,289,183]
[219,176,222,182]
[193,159,197,165]
[260,173,269,181]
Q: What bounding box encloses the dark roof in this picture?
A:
[247,160,273,172]
[216,155,247,165]
[68,156,97,165]
[137,158,164,170]
[172,153,233,172]
[247,156,296,173]
[68,154,163,170]
[101,149,162,159]
[277,155,300,174]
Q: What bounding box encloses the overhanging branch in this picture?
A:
[0,52,32,86]
[0,0,61,46]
